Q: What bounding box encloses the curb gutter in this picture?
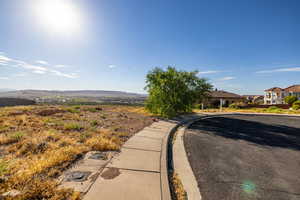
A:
[162,114,205,200]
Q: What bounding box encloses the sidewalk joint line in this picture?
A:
[105,167,160,174]
[122,146,161,152]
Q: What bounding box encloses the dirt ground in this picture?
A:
[185,114,300,200]
[0,105,153,200]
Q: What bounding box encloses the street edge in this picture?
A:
[160,115,205,200]
[160,121,179,200]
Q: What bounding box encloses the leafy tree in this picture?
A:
[145,67,212,117]
[284,95,298,105]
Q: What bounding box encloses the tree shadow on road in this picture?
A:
[189,115,300,151]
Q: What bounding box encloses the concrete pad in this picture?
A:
[59,170,101,193]
[78,158,108,168]
[107,148,160,172]
[83,168,161,200]
[135,130,166,139]
[123,136,162,151]
[59,151,117,193]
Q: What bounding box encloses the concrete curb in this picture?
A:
[161,115,205,200]
[197,111,300,117]
[173,126,202,200]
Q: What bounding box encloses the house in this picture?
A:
[243,95,264,104]
[264,85,300,105]
[204,90,245,108]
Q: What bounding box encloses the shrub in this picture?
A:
[292,100,300,110]
[66,108,80,113]
[64,123,83,131]
[90,120,99,126]
[265,106,283,113]
[284,95,298,105]
[0,159,9,176]
[229,102,247,109]
[11,131,24,141]
[0,132,25,145]
[85,136,120,151]
[73,105,81,110]
[145,67,212,118]
[267,106,280,110]
[86,107,98,113]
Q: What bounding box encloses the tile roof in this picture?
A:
[284,85,300,92]
[210,90,244,98]
[264,87,283,92]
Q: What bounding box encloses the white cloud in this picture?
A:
[50,70,79,78]
[32,70,47,74]
[20,63,48,72]
[0,55,12,63]
[0,77,9,80]
[197,70,221,75]
[256,67,300,73]
[108,65,116,68]
[218,76,235,81]
[54,64,68,68]
[0,54,79,79]
[35,60,48,65]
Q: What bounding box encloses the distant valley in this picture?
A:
[0,89,147,105]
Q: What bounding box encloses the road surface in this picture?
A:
[184,114,300,200]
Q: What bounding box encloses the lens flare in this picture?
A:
[242,180,256,194]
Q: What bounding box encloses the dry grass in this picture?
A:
[172,173,187,200]
[0,105,153,200]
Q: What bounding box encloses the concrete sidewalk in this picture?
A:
[83,120,176,200]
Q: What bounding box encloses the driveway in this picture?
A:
[184,114,300,200]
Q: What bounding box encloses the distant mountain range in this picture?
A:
[0,88,16,92]
[0,89,147,100]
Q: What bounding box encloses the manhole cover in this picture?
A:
[89,152,108,160]
[64,171,92,182]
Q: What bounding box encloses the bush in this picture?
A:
[292,100,300,110]
[90,120,99,126]
[265,106,283,113]
[229,102,247,109]
[267,106,279,110]
[145,67,212,118]
[64,123,83,131]
[11,131,24,141]
[284,95,298,105]
[66,108,80,113]
[0,159,9,176]
[86,107,98,113]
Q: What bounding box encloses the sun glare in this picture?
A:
[33,0,82,35]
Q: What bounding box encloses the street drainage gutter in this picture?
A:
[167,116,204,200]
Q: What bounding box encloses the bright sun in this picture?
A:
[33,0,82,34]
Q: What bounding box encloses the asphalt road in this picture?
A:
[184,114,300,200]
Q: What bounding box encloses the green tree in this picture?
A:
[284,95,298,105]
[145,67,212,118]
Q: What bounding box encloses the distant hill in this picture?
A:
[0,90,146,99]
[0,88,16,92]
[0,98,36,107]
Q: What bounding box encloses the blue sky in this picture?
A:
[0,0,299,94]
